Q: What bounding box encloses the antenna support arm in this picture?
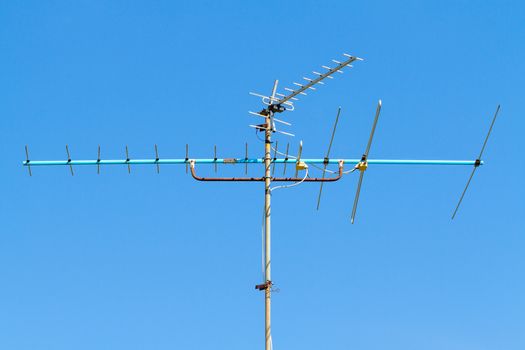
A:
[189,160,344,182]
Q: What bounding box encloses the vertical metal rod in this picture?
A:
[125,145,131,174]
[214,145,217,173]
[185,144,189,174]
[271,141,278,176]
[283,143,289,175]
[66,145,74,176]
[97,145,101,174]
[264,79,278,350]
[245,142,249,174]
[317,107,342,210]
[154,144,160,174]
[25,145,32,176]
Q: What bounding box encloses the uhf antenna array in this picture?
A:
[22,52,500,350]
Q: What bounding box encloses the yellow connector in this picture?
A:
[356,161,368,172]
[296,161,308,171]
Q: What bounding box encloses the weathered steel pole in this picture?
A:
[264,80,278,350]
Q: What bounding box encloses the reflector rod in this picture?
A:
[293,82,316,90]
[477,105,500,161]
[272,117,291,126]
[344,53,363,60]
[250,91,294,106]
[295,141,303,178]
[351,100,382,224]
[249,111,267,118]
[97,145,101,174]
[313,71,333,79]
[245,142,248,174]
[125,146,131,173]
[283,143,290,175]
[303,77,324,85]
[66,145,74,176]
[451,166,477,220]
[185,144,189,174]
[275,130,295,137]
[249,124,269,131]
[25,145,32,176]
[155,144,160,173]
[272,141,278,176]
[284,87,307,96]
[214,145,217,173]
[249,91,279,103]
[317,107,341,210]
[365,100,382,157]
[451,105,500,219]
[275,92,299,101]
[251,111,291,126]
[350,171,364,224]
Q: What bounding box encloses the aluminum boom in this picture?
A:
[275,54,361,105]
[23,158,482,166]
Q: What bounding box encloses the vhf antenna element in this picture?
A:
[451,105,501,219]
[351,100,382,224]
[22,52,500,350]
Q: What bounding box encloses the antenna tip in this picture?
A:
[378,99,382,105]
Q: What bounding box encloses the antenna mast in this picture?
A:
[263,80,278,349]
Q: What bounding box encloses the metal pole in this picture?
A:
[22,159,482,167]
[264,80,278,350]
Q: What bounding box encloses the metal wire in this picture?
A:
[271,145,296,159]
[272,144,357,174]
[270,167,309,192]
[308,162,358,174]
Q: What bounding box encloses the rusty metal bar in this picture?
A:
[189,160,344,182]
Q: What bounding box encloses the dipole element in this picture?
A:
[351,99,382,224]
[451,104,500,219]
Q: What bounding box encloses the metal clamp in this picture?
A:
[255,281,272,291]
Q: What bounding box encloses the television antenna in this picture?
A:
[23,52,500,350]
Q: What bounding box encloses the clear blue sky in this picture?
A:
[1,1,524,349]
